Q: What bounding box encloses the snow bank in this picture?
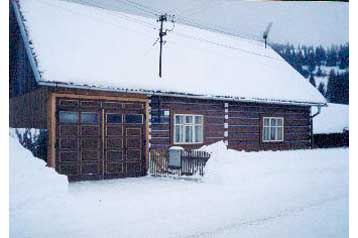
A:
[202,141,348,185]
[9,135,348,238]
[9,133,67,212]
[314,103,349,134]
[17,0,326,105]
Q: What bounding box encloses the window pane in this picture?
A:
[277,118,283,126]
[125,114,143,123]
[270,127,276,140]
[175,115,183,124]
[271,119,276,127]
[263,118,270,126]
[195,125,203,142]
[81,112,98,124]
[263,127,270,141]
[195,116,203,124]
[175,125,183,143]
[185,115,193,124]
[277,127,283,141]
[107,113,122,123]
[59,111,78,124]
[185,126,193,143]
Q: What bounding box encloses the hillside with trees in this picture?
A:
[272,43,349,104]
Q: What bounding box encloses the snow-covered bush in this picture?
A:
[12,128,48,162]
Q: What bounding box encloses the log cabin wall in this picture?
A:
[149,96,312,151]
[9,86,49,128]
[149,96,225,150]
[227,102,312,151]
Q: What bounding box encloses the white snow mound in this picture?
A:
[202,140,348,185]
[314,103,349,134]
[9,132,68,211]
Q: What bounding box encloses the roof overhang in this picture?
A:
[39,80,327,107]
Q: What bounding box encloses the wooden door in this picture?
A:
[56,98,145,181]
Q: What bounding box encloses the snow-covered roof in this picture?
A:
[16,0,326,105]
[314,103,349,134]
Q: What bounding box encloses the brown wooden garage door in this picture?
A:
[56,98,146,181]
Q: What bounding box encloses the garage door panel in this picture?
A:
[106,126,123,136]
[82,150,99,161]
[59,151,78,163]
[82,163,99,175]
[126,128,141,136]
[106,163,125,175]
[106,150,123,161]
[60,138,79,150]
[126,162,142,177]
[106,138,123,149]
[81,138,100,149]
[127,136,142,148]
[60,125,79,137]
[60,163,80,176]
[127,150,141,160]
[57,98,146,180]
[81,125,99,136]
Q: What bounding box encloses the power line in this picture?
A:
[37,0,156,38]
[172,31,282,61]
[75,0,158,29]
[38,0,280,62]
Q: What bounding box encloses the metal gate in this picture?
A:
[56,98,146,181]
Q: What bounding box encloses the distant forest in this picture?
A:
[272,43,349,105]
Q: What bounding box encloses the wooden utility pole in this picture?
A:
[156,14,174,78]
[158,14,167,78]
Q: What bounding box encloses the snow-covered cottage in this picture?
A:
[9,0,327,180]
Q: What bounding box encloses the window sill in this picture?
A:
[173,142,204,145]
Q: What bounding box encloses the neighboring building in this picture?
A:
[313,103,349,148]
[9,0,326,181]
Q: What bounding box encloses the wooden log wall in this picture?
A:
[9,86,48,129]
[149,96,312,151]
[227,102,312,151]
[149,96,225,150]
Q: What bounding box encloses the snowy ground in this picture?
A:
[10,137,348,238]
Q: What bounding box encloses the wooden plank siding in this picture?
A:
[9,86,48,128]
[149,96,225,150]
[149,96,312,151]
[227,102,311,151]
[9,2,38,98]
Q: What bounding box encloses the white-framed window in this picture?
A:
[174,114,204,144]
[262,117,284,142]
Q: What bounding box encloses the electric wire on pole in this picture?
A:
[155,13,175,78]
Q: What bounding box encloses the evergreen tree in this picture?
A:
[326,46,338,66]
[318,82,325,96]
[326,70,349,104]
[326,69,337,102]
[309,74,316,87]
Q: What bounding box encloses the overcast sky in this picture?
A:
[71,0,348,46]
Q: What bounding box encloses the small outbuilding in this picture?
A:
[313,103,349,148]
[9,0,327,180]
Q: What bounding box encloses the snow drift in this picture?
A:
[9,131,67,215]
[9,134,348,238]
[202,141,348,186]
